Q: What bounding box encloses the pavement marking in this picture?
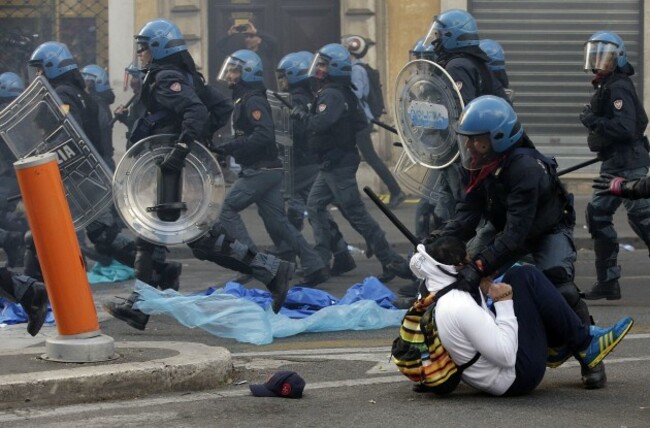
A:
[3,353,650,423]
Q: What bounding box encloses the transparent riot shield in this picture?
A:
[394,60,464,169]
[0,76,113,230]
[112,134,225,246]
[393,151,441,200]
[267,90,293,199]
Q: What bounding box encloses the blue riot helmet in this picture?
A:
[308,43,351,81]
[455,95,523,169]
[410,37,436,61]
[217,49,264,89]
[81,64,110,93]
[479,39,506,71]
[584,31,627,73]
[28,41,78,81]
[423,9,479,54]
[276,51,313,91]
[0,72,25,99]
[134,18,187,69]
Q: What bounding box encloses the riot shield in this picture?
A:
[0,76,113,230]
[394,60,464,169]
[112,134,225,246]
[393,151,440,200]
[267,90,293,199]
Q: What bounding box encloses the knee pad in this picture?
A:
[627,212,650,243]
[585,203,612,239]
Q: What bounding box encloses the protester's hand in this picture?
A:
[421,230,443,247]
[580,104,597,129]
[488,282,513,303]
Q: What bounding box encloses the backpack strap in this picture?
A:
[457,352,481,371]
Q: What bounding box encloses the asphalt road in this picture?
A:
[2,246,649,427]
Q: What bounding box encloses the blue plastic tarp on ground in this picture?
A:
[0,298,55,325]
[87,260,135,284]
[133,277,405,345]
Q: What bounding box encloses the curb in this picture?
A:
[0,341,233,409]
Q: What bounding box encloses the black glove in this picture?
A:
[421,230,443,247]
[580,105,597,129]
[213,137,237,157]
[290,105,308,121]
[592,173,639,198]
[159,142,190,172]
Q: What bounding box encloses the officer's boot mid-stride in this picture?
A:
[103,292,150,331]
[266,260,294,313]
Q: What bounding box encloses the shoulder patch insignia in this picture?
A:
[251,109,262,121]
[613,99,623,110]
[318,103,327,112]
[170,82,182,92]
[455,81,463,91]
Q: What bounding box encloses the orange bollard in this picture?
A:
[14,153,99,337]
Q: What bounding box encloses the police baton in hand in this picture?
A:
[109,93,137,126]
[271,91,293,109]
[370,118,398,135]
[363,186,419,246]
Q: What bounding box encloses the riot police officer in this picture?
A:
[26,41,180,292]
[433,95,606,389]
[580,31,650,302]
[81,64,116,169]
[423,9,509,103]
[114,63,147,147]
[102,19,294,329]
[0,71,27,267]
[276,51,356,276]
[215,49,330,287]
[293,43,412,282]
[0,73,47,336]
[479,39,509,92]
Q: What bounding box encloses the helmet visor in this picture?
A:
[217,55,245,86]
[276,69,289,91]
[133,38,152,70]
[457,132,497,170]
[422,20,443,50]
[583,41,618,72]
[307,53,330,80]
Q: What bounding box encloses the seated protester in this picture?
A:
[409,236,634,396]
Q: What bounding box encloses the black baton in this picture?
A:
[363,186,419,246]
[557,157,600,177]
[370,118,398,135]
[109,94,137,126]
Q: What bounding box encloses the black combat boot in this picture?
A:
[0,268,48,336]
[103,292,149,330]
[331,251,356,276]
[580,361,607,389]
[584,280,621,300]
[266,260,294,313]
